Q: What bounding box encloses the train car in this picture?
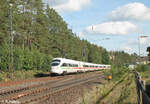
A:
[50,58,111,75]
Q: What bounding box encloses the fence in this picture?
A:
[134,70,150,104]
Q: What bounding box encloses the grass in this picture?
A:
[94,66,150,104]
[82,70,138,104]
[95,73,129,104]
[0,70,50,82]
[114,76,135,104]
[138,70,150,82]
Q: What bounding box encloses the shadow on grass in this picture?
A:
[34,73,50,78]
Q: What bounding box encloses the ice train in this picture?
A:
[50,58,111,75]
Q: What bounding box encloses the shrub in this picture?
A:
[136,64,149,72]
[0,44,53,71]
[0,44,9,71]
[110,65,129,81]
[23,48,53,71]
[23,48,34,70]
[14,47,24,70]
[41,55,53,71]
[0,73,3,81]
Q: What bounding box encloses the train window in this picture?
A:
[51,62,60,66]
[68,64,71,67]
[68,64,78,67]
[52,59,61,62]
[61,63,68,67]
[83,65,86,67]
[75,64,78,67]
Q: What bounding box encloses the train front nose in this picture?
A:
[51,66,57,73]
[50,59,62,74]
[51,66,62,74]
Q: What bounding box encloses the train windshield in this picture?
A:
[51,62,60,66]
[51,59,61,66]
[52,59,61,63]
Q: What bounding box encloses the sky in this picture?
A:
[43,0,150,56]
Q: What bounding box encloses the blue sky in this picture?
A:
[44,0,150,56]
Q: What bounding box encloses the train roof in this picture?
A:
[52,58,110,66]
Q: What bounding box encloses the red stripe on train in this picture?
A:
[72,67,107,69]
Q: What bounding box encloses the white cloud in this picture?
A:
[48,0,92,12]
[120,37,149,55]
[120,41,138,54]
[126,38,149,47]
[85,21,139,35]
[109,2,150,21]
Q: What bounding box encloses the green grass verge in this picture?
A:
[0,70,50,82]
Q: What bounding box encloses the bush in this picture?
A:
[110,65,129,81]
[14,47,24,70]
[41,55,53,71]
[31,49,53,71]
[136,64,149,72]
[0,44,9,71]
[23,48,34,70]
[0,73,3,81]
[0,44,53,71]
[22,48,53,71]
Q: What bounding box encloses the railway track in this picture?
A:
[0,71,105,104]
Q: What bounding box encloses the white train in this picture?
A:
[50,58,111,75]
